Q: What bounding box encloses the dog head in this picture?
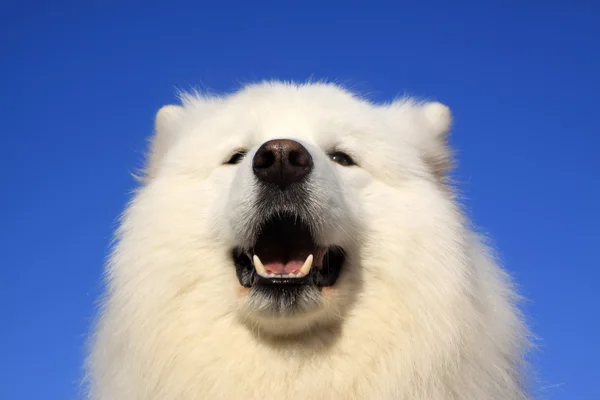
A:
[127,82,454,337]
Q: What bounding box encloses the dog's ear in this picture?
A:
[419,101,454,180]
[143,104,185,181]
[385,99,454,181]
[422,102,452,142]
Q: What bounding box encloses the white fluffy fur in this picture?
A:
[87,81,530,399]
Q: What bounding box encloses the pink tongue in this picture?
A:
[257,241,312,274]
[263,259,304,274]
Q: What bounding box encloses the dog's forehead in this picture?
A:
[222,89,374,146]
[178,83,402,159]
[249,108,333,144]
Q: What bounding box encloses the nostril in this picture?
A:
[288,150,311,168]
[255,150,276,169]
[288,151,300,166]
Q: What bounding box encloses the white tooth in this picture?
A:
[300,254,313,276]
[253,255,268,276]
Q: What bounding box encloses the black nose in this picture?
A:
[252,139,313,187]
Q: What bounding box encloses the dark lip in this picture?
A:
[254,274,313,286]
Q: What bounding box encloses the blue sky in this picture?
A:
[1,1,598,399]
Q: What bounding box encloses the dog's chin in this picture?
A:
[239,291,336,337]
[231,213,346,335]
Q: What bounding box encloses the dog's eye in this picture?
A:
[329,151,355,167]
[225,150,247,165]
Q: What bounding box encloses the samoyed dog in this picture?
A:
[87,81,530,399]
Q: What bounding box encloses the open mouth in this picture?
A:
[233,214,345,288]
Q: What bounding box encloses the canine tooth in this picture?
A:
[253,255,268,276]
[300,254,313,276]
